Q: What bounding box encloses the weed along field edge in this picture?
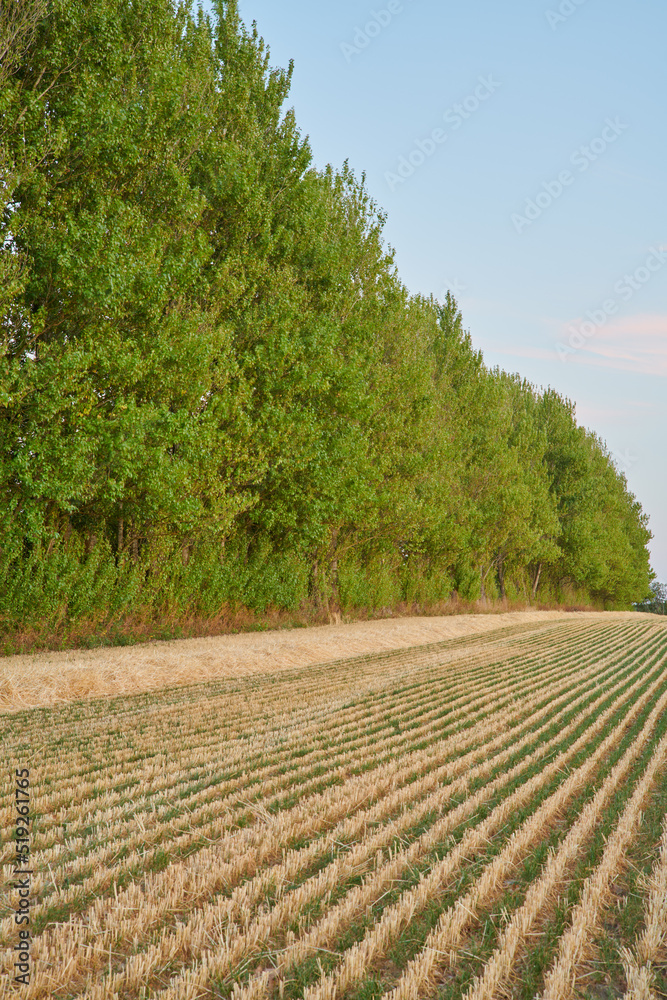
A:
[2,611,667,998]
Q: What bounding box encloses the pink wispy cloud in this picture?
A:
[561,313,667,376]
[486,314,667,377]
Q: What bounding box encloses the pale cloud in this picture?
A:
[574,400,657,424]
[486,314,667,378]
[560,313,667,377]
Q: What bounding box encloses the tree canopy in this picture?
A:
[0,0,654,641]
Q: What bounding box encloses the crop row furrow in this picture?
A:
[463,722,667,1000]
[190,653,667,1000]
[0,640,541,839]
[0,621,615,809]
[74,647,654,999]
[539,734,667,1000]
[142,655,660,1000]
[620,814,667,1000]
[11,645,598,966]
[327,663,667,1000]
[0,624,617,929]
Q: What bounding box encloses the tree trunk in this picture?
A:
[310,557,321,609]
[328,529,340,623]
[497,560,506,601]
[495,546,507,601]
[532,562,542,598]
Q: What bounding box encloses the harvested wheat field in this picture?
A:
[0,610,577,713]
[3,612,667,999]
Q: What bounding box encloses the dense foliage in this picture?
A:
[635,582,667,616]
[0,0,653,640]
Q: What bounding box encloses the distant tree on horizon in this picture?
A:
[636,581,667,616]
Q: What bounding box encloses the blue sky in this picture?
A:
[229,0,666,582]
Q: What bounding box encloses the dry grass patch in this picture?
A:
[0,610,624,713]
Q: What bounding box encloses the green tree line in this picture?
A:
[0,0,653,643]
